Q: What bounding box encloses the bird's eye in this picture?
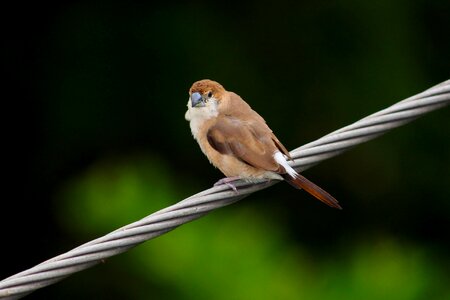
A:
[207,91,213,98]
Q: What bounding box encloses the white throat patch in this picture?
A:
[186,97,219,139]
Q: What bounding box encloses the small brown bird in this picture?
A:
[185,79,341,209]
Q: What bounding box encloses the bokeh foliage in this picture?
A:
[54,157,448,299]
[2,0,449,299]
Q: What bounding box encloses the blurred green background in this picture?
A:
[2,1,449,299]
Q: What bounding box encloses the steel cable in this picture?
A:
[0,79,449,299]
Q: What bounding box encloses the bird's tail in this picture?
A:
[283,173,342,210]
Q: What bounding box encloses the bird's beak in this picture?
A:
[191,92,205,107]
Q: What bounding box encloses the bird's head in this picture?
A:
[185,79,227,122]
[188,79,226,108]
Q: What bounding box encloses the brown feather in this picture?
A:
[225,93,292,160]
[283,173,342,209]
[207,116,283,173]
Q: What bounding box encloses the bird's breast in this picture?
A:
[187,106,218,140]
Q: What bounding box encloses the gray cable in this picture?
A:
[0,80,449,299]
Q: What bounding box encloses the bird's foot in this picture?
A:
[214,177,241,193]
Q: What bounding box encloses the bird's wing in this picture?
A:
[206,116,283,172]
[227,92,292,160]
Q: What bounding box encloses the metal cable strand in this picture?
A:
[0,79,449,299]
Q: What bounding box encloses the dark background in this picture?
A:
[2,1,449,299]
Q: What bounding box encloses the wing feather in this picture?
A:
[207,116,282,172]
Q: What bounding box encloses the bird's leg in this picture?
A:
[214,176,241,193]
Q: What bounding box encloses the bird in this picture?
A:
[185,79,341,209]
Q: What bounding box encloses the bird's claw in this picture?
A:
[214,177,240,193]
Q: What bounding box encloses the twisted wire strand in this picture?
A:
[0,79,449,299]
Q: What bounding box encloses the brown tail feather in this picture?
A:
[283,173,342,210]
